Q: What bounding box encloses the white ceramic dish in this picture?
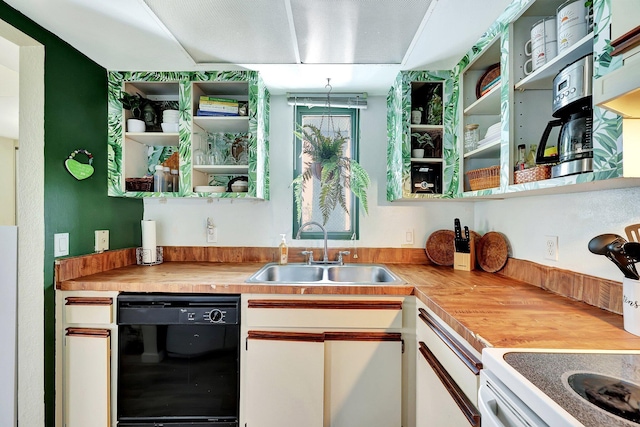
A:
[194,185,225,193]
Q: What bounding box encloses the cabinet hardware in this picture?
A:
[419,341,480,427]
[418,308,482,374]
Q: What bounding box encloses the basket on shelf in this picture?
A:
[125,177,153,192]
[514,165,552,184]
[466,165,500,191]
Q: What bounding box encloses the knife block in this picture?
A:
[454,240,475,271]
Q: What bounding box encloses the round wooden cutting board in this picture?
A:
[477,231,508,272]
[425,230,483,266]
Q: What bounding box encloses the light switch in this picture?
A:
[54,233,69,257]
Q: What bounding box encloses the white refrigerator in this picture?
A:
[0,226,17,426]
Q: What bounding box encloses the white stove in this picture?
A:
[480,348,640,427]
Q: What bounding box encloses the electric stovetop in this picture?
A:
[503,351,640,426]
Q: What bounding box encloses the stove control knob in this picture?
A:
[208,309,224,323]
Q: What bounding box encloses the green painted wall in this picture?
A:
[0,2,144,426]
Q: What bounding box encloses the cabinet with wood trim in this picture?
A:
[241,295,404,427]
[55,291,119,427]
[415,299,482,427]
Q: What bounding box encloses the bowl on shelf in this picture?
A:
[161,122,179,133]
[231,181,248,192]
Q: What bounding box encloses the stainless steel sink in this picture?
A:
[246,263,404,285]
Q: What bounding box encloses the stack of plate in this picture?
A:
[477,122,501,147]
[161,109,179,132]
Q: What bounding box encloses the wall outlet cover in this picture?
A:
[95,230,109,252]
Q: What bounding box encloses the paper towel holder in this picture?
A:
[136,247,163,266]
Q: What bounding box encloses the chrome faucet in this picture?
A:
[297,221,329,263]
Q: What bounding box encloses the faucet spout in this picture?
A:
[296,221,328,263]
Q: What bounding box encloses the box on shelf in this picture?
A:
[125,177,153,192]
[514,165,552,184]
[466,165,500,191]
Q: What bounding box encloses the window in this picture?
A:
[293,106,360,240]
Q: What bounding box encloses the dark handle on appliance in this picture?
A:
[536,119,563,164]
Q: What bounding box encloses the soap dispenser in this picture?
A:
[278,234,288,265]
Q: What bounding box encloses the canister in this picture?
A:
[464,124,479,152]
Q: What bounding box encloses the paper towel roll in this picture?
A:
[141,220,157,263]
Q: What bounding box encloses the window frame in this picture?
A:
[292,105,360,241]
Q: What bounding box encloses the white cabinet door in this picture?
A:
[64,328,111,427]
[325,333,402,427]
[245,331,325,427]
[416,342,480,427]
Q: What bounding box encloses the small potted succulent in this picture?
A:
[411,131,434,158]
[119,91,148,132]
[411,107,423,124]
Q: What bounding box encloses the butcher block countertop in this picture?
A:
[57,261,640,353]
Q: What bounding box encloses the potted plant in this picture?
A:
[411,107,423,124]
[292,124,370,226]
[119,91,148,132]
[411,131,434,158]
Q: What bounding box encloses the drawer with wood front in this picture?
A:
[244,296,404,329]
[64,296,114,325]
[416,303,482,406]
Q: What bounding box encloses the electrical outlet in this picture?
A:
[54,233,69,257]
[544,235,558,261]
[207,217,217,243]
[95,230,109,253]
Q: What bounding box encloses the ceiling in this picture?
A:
[1,0,512,138]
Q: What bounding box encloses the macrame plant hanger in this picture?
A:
[319,78,337,138]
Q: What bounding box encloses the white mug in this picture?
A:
[557,23,587,53]
[524,58,534,75]
[532,41,558,69]
[524,39,533,56]
[531,17,557,49]
[557,0,588,34]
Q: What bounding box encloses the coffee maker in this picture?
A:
[536,54,593,178]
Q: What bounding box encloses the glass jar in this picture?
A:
[464,124,479,152]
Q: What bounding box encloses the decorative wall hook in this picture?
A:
[65,149,94,180]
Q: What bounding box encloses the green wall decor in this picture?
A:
[65,149,94,180]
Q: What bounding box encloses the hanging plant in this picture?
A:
[292,124,370,226]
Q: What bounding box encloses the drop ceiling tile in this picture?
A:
[290,0,432,64]
[144,0,298,64]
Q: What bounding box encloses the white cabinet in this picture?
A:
[56,291,118,427]
[242,296,404,427]
[244,332,325,427]
[415,300,481,427]
[65,328,111,427]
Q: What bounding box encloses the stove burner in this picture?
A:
[568,373,640,424]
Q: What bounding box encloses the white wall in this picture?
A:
[0,136,16,226]
[144,94,640,282]
[474,186,640,281]
[144,95,475,250]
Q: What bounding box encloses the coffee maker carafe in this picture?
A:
[536,54,593,178]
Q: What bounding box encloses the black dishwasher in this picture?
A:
[117,294,240,427]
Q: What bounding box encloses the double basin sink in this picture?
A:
[246,263,404,285]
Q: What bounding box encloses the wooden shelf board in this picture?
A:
[411,158,444,163]
[464,138,501,159]
[463,83,501,116]
[193,116,249,133]
[125,132,179,146]
[514,34,593,91]
[193,165,249,175]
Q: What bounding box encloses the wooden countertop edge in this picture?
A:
[57,261,640,352]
